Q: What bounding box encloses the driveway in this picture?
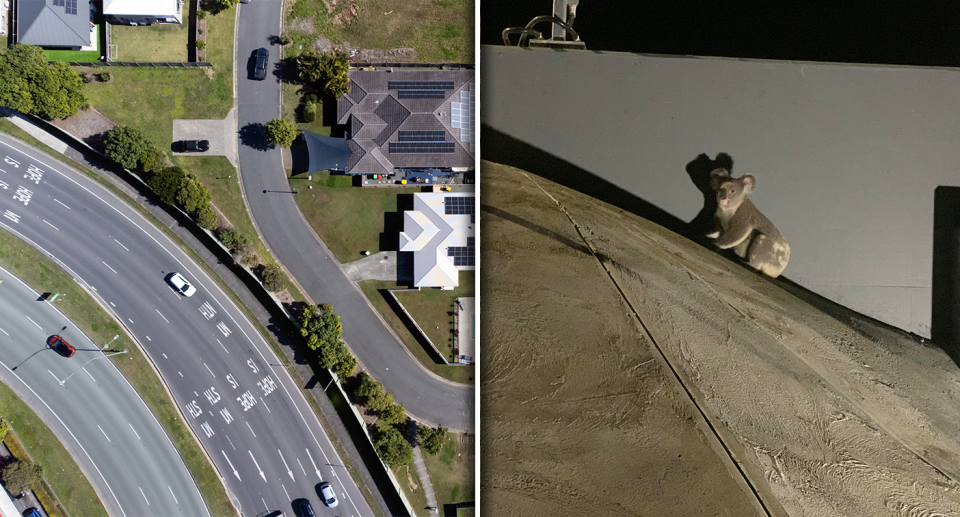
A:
[172,108,239,166]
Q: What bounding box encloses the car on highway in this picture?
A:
[253,48,269,80]
[174,140,209,153]
[298,499,316,517]
[318,482,338,508]
[48,335,76,358]
[166,272,197,297]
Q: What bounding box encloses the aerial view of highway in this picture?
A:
[0,0,476,515]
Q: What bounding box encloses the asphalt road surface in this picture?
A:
[235,0,474,432]
[0,266,208,517]
[0,134,372,516]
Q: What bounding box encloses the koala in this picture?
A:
[705,169,790,278]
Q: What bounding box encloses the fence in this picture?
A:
[350,62,475,69]
[61,61,213,67]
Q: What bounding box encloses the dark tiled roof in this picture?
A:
[337,96,354,122]
[350,116,364,137]
[373,95,410,147]
[346,79,367,104]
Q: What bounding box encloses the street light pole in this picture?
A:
[60,350,127,386]
[102,334,119,351]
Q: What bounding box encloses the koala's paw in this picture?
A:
[705,231,720,239]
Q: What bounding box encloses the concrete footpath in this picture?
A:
[1,111,398,516]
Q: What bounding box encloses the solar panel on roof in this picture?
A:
[397,90,447,99]
[444,196,475,215]
[388,143,455,154]
[389,81,455,90]
[398,131,446,142]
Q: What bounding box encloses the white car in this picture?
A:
[166,272,197,297]
[319,482,338,508]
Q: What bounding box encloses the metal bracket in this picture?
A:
[502,0,586,50]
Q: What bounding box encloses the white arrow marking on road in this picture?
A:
[222,450,241,481]
[306,448,322,479]
[249,450,266,482]
[278,449,295,481]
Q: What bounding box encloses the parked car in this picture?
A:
[318,482,338,508]
[166,272,197,297]
[22,508,42,517]
[174,140,209,153]
[253,48,269,80]
[48,335,76,358]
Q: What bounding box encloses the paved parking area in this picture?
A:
[171,108,238,166]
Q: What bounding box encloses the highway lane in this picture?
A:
[0,134,372,516]
[0,266,208,517]
[236,0,474,432]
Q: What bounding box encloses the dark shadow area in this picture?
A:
[238,122,274,151]
[686,152,734,237]
[244,49,259,81]
[186,0,197,62]
[932,186,960,362]
[378,288,447,363]
[379,194,413,252]
[481,203,593,256]
[444,502,474,517]
[289,142,311,171]
[481,2,960,68]
[396,251,414,284]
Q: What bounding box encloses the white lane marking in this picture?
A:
[221,451,241,481]
[42,220,59,231]
[25,316,42,330]
[296,458,307,476]
[306,449,322,479]
[98,425,111,442]
[162,353,168,359]
[246,421,256,438]
[156,309,169,323]
[225,435,236,451]
[260,397,270,413]
[129,423,141,441]
[281,484,290,502]
[47,370,61,384]
[109,302,115,307]
[101,261,117,274]
[249,450,266,482]
[139,487,150,506]
[83,368,96,383]
[146,335,151,341]
[203,363,214,378]
[168,486,178,505]
[127,318,134,325]
[216,338,229,354]
[0,327,7,336]
[178,371,183,377]
[114,239,129,251]
[278,449,294,481]
[54,199,70,209]
[262,498,268,512]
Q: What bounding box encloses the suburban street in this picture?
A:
[0,134,372,516]
[0,266,208,517]
[235,0,475,433]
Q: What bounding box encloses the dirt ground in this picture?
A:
[480,160,960,516]
[49,107,116,152]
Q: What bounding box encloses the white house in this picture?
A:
[103,0,181,25]
[399,193,475,289]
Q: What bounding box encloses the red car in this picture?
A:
[48,335,76,358]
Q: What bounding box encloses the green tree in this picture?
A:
[196,9,207,19]
[265,118,297,147]
[217,228,252,252]
[297,51,324,83]
[298,304,343,352]
[105,126,150,169]
[27,61,86,119]
[139,145,168,173]
[301,100,316,123]
[373,422,412,469]
[148,166,187,205]
[196,204,218,230]
[210,0,238,11]
[261,264,284,292]
[1,461,42,495]
[195,40,206,51]
[417,424,447,455]
[367,389,395,413]
[333,351,357,380]
[379,403,406,425]
[325,74,350,99]
[177,173,212,215]
[355,372,380,397]
[0,44,87,119]
[0,56,34,114]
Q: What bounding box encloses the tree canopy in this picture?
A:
[417,424,447,455]
[265,118,298,147]
[176,173,212,215]
[374,422,413,469]
[139,145,168,173]
[105,126,150,169]
[379,403,406,425]
[0,44,88,119]
[148,166,187,206]
[1,460,42,495]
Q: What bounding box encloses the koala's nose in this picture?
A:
[719,188,727,198]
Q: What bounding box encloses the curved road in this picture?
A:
[0,134,371,516]
[0,266,208,517]
[235,0,474,432]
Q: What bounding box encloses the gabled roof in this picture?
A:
[103,0,177,16]
[398,193,475,288]
[17,0,91,48]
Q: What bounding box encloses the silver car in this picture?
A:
[319,482,338,508]
[166,272,197,297]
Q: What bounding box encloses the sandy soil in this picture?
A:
[480,160,960,516]
[49,107,116,152]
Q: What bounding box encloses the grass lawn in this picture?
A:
[395,454,430,517]
[110,22,189,62]
[0,383,107,517]
[281,79,331,136]
[395,272,474,363]
[422,432,475,512]
[358,279,474,384]
[45,25,102,62]
[0,227,236,516]
[284,0,474,63]
[293,170,419,263]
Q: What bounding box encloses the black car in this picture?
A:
[174,140,210,152]
[298,499,315,517]
[253,48,269,80]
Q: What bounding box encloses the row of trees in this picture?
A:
[0,44,87,120]
[298,304,358,380]
[0,418,44,496]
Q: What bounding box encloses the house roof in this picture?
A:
[398,193,475,288]
[17,0,91,48]
[103,0,177,16]
[336,69,475,175]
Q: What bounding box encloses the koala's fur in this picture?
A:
[706,169,790,278]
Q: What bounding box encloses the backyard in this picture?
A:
[395,271,475,362]
[110,22,189,62]
[422,432,475,515]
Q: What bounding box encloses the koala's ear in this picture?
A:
[741,174,756,193]
[710,168,730,190]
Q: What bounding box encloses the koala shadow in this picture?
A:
[685,152,734,238]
